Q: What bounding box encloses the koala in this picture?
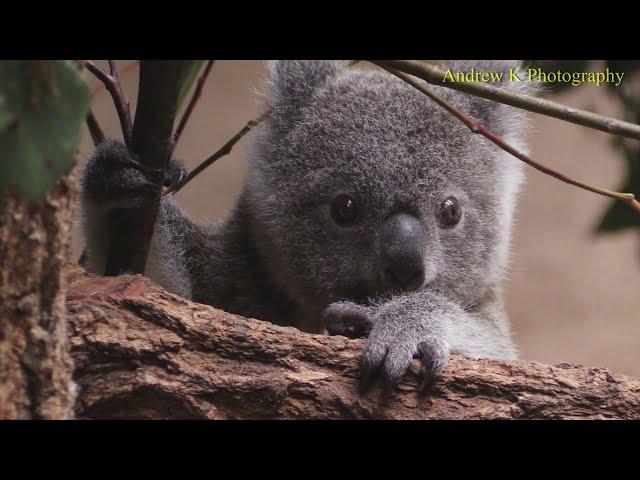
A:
[80,60,534,393]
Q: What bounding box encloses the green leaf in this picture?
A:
[177,60,204,109]
[596,151,640,233]
[0,60,91,202]
[597,195,640,233]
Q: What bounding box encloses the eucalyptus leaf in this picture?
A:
[177,60,204,109]
[0,60,91,202]
[597,150,640,233]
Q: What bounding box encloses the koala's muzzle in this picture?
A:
[379,213,426,292]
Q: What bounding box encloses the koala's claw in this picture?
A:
[323,302,452,395]
[359,327,450,395]
[322,301,374,339]
[358,342,387,392]
[361,340,415,392]
[417,338,450,395]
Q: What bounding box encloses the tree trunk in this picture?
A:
[66,265,640,420]
[0,168,78,420]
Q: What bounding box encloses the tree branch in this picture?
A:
[377,64,640,213]
[372,60,640,142]
[65,265,640,420]
[84,60,133,145]
[85,109,105,147]
[1,170,78,419]
[103,61,196,276]
[169,60,215,158]
[165,112,268,196]
[91,61,138,97]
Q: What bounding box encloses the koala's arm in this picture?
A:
[80,139,209,299]
[80,138,277,320]
[323,289,517,391]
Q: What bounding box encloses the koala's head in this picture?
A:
[245,60,533,310]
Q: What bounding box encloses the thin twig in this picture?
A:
[164,112,268,196]
[86,109,105,146]
[107,60,117,77]
[378,65,640,213]
[108,60,132,142]
[372,60,640,142]
[84,60,133,146]
[92,61,138,97]
[78,61,105,147]
[169,60,215,158]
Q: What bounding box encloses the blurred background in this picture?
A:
[74,60,640,376]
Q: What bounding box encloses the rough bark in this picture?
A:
[0,168,78,420]
[66,265,640,420]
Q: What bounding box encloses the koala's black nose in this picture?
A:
[380,213,426,292]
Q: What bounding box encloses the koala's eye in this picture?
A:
[330,194,359,226]
[438,196,462,227]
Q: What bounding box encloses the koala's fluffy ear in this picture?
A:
[266,60,345,108]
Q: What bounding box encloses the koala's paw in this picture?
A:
[83,139,186,209]
[322,301,374,339]
[360,321,450,395]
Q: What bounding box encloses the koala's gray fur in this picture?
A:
[80,60,534,390]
